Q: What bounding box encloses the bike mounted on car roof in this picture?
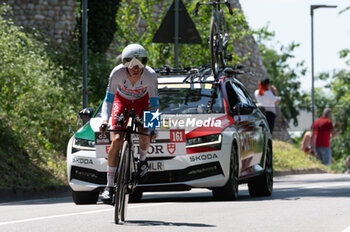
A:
[194,0,235,79]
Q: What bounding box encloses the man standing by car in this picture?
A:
[311,108,341,166]
[99,44,159,204]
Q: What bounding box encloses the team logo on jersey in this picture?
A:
[118,84,148,98]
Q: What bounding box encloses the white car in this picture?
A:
[67,67,273,204]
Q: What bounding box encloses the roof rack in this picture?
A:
[154,65,191,75]
[155,65,246,84]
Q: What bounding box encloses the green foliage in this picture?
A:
[0,5,74,187]
[338,49,350,66]
[76,0,121,53]
[49,44,115,107]
[115,0,250,67]
[273,140,327,172]
[323,69,350,173]
[255,26,309,126]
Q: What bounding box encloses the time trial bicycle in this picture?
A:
[104,109,152,224]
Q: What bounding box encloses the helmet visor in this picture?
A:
[123,57,147,68]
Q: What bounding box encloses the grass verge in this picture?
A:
[273,140,328,172]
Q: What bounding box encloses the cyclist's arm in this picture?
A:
[148,70,159,111]
[101,67,119,122]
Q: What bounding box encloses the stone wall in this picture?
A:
[1,0,76,44]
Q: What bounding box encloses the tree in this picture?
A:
[255,26,309,126]
[114,0,249,67]
[76,0,121,53]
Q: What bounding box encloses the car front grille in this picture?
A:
[71,161,223,186]
[140,161,224,184]
[70,166,106,185]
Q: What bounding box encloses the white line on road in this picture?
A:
[274,182,350,190]
[0,203,174,226]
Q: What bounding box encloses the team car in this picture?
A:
[67,66,273,204]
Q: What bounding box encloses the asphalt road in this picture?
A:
[1,173,350,232]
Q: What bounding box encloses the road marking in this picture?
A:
[274,182,350,190]
[0,203,173,226]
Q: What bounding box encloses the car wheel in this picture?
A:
[71,190,99,205]
[129,190,143,203]
[248,144,273,197]
[212,143,238,201]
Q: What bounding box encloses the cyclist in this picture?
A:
[99,44,159,204]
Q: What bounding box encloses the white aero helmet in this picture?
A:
[121,44,148,68]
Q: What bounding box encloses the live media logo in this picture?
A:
[143,109,161,128]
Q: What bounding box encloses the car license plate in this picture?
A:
[148,161,164,172]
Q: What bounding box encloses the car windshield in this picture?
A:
[158,84,224,114]
[94,83,225,117]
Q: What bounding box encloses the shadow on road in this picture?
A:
[125,220,216,228]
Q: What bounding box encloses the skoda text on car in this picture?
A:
[67,67,273,204]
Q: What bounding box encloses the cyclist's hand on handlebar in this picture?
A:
[99,121,110,134]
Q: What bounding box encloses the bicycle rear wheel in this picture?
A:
[209,16,224,78]
[114,140,129,224]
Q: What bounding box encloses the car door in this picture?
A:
[228,81,265,172]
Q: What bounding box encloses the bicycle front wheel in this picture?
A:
[209,16,224,78]
[114,140,129,224]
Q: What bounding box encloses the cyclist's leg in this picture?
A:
[138,127,149,160]
[108,132,125,173]
[137,126,149,178]
[102,132,125,202]
[102,96,127,203]
[135,94,151,177]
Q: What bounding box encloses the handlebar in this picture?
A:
[225,1,233,15]
[193,0,233,16]
[104,109,154,141]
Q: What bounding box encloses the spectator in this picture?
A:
[300,129,312,154]
[254,78,280,133]
[311,108,341,166]
[344,156,350,174]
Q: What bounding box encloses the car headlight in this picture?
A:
[186,134,222,148]
[72,137,96,152]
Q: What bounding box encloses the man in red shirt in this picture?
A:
[311,108,341,166]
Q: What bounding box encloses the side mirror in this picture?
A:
[255,103,266,116]
[233,102,255,115]
[79,108,94,122]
